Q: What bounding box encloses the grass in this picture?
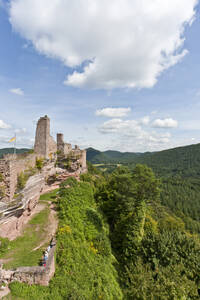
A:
[0,205,50,269]
[39,189,59,202]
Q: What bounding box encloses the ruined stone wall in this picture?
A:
[0,243,56,286]
[34,115,57,159]
[48,136,57,157]
[80,150,87,171]
[57,133,72,156]
[57,133,63,152]
[0,154,37,203]
[0,159,10,202]
[7,154,37,201]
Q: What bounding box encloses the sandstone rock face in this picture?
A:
[0,173,45,239]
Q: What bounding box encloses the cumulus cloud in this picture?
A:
[96,107,131,118]
[152,118,178,128]
[0,120,11,129]
[99,118,171,145]
[100,118,143,136]
[9,0,197,89]
[10,88,24,96]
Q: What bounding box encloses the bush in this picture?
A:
[0,186,5,199]
[36,158,44,170]
[17,172,27,190]
[0,173,4,182]
[60,177,78,189]
[0,237,10,255]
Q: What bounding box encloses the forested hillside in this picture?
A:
[87,143,200,177]
[86,147,142,164]
[87,143,200,235]
[0,148,29,158]
[91,165,200,299]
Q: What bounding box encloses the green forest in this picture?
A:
[87,144,200,234]
[0,148,30,158]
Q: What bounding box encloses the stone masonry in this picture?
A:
[0,242,56,286]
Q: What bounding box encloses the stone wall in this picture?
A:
[0,153,37,203]
[0,159,9,202]
[80,150,87,171]
[8,154,37,201]
[57,133,72,157]
[0,243,56,286]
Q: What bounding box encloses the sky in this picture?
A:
[0,0,200,152]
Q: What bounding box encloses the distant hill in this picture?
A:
[86,147,142,164]
[87,143,200,178]
[0,148,30,159]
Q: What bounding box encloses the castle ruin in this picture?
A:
[0,115,87,237]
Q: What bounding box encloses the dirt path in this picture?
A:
[0,258,11,265]
[32,202,58,251]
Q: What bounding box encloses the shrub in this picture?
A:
[36,158,44,170]
[0,173,4,182]
[0,186,5,199]
[17,172,27,190]
[28,149,34,154]
[0,237,10,255]
[60,177,78,189]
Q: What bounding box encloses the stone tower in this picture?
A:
[57,133,72,156]
[34,115,57,158]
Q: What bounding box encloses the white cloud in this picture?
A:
[10,88,24,96]
[99,118,172,146]
[9,0,197,90]
[96,107,131,118]
[0,120,11,129]
[139,116,150,126]
[152,118,178,128]
[15,128,27,134]
[100,118,143,136]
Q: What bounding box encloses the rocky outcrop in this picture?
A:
[0,173,45,239]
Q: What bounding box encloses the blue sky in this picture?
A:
[0,0,200,152]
